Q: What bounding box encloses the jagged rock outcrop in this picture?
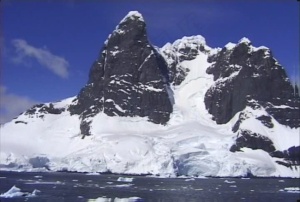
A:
[204,38,299,128]
[271,146,300,166]
[24,103,65,117]
[160,35,212,85]
[68,11,173,137]
[230,129,276,153]
[204,38,299,167]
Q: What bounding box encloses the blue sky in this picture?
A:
[1,1,299,123]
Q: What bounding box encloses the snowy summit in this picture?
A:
[238,37,251,44]
[120,11,144,23]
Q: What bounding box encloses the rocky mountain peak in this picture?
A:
[2,11,299,176]
[107,11,147,47]
[205,38,299,128]
[68,11,173,137]
[223,37,270,55]
[238,37,251,45]
[172,35,207,49]
[160,35,213,85]
[119,11,144,24]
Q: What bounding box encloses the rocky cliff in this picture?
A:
[68,12,173,137]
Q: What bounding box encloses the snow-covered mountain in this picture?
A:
[1,11,299,177]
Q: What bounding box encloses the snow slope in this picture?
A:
[0,37,299,178]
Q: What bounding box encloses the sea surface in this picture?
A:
[0,171,299,202]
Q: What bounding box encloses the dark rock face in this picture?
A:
[15,121,27,124]
[160,47,188,85]
[232,111,250,133]
[68,12,173,137]
[38,103,65,115]
[24,104,44,116]
[160,36,209,86]
[230,129,276,153]
[284,146,300,165]
[264,105,299,129]
[256,115,274,128]
[271,146,300,167]
[204,40,299,128]
[24,103,65,116]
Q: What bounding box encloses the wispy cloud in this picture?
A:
[11,39,69,78]
[0,86,38,124]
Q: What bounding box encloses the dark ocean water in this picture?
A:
[0,171,299,202]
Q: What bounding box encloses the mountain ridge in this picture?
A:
[1,11,299,177]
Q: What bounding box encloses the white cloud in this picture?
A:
[11,39,69,78]
[0,86,38,124]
